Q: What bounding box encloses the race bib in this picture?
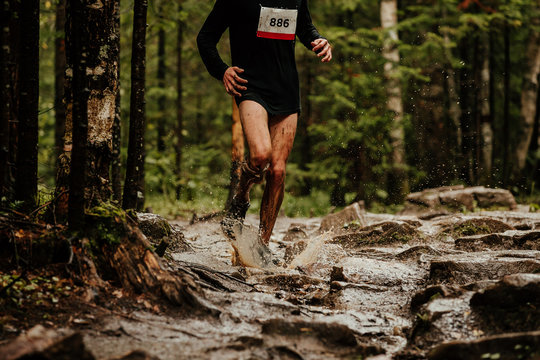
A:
[257,6,298,40]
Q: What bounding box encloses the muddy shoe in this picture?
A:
[221,199,250,240]
[229,223,276,270]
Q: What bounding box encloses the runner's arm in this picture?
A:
[296,0,324,50]
[197,0,230,81]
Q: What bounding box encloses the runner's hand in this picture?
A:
[223,67,248,97]
[311,38,332,63]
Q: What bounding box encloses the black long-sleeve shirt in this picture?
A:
[197,0,322,115]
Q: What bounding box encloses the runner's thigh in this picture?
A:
[239,100,271,159]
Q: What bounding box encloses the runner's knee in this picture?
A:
[250,150,272,169]
[268,163,286,183]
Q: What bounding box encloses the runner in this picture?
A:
[197,0,332,264]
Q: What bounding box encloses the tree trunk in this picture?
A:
[175,0,184,200]
[380,0,408,203]
[67,0,89,230]
[156,19,166,153]
[502,23,511,185]
[512,17,540,181]
[55,0,67,160]
[0,0,12,200]
[459,36,474,184]
[479,33,493,183]
[225,99,245,209]
[123,0,148,211]
[14,0,39,210]
[111,0,122,203]
[299,51,313,196]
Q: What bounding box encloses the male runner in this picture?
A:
[197,0,331,262]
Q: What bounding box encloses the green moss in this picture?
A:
[453,223,492,236]
[84,203,128,253]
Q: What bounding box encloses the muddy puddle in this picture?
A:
[78,210,540,359]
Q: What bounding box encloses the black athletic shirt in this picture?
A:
[197,0,323,115]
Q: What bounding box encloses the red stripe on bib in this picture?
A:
[257,31,295,40]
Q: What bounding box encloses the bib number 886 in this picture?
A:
[269,18,290,27]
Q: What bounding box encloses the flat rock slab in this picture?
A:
[429,256,540,284]
[439,217,515,238]
[428,331,540,360]
[456,230,540,251]
[331,221,422,248]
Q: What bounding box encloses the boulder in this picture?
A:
[401,186,518,215]
[319,201,366,233]
[282,225,309,242]
[440,218,514,238]
[137,213,191,253]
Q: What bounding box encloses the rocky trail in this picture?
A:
[2,186,540,359]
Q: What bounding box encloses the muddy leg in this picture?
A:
[234,101,272,204]
[259,113,298,245]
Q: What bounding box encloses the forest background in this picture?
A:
[25,0,540,217]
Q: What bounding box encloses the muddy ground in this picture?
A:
[2,203,540,359]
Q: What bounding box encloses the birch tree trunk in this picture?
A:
[513,17,540,180]
[14,0,39,210]
[123,0,148,210]
[381,0,408,202]
[67,0,120,227]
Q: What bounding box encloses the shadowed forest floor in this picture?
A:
[2,192,540,359]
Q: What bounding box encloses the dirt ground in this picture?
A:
[2,206,540,359]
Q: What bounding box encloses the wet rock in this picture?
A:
[331,221,421,248]
[440,218,514,238]
[410,285,464,312]
[470,274,540,332]
[319,201,366,232]
[455,230,540,251]
[282,224,309,242]
[474,187,517,210]
[401,186,517,215]
[429,258,540,285]
[395,246,442,261]
[108,350,161,360]
[283,240,307,265]
[428,331,540,360]
[330,266,347,282]
[0,326,95,360]
[261,319,384,357]
[261,274,325,291]
[137,213,172,240]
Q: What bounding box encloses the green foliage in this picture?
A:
[34,0,540,217]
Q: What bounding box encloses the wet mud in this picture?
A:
[16,209,540,359]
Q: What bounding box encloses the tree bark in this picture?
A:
[502,23,511,185]
[123,0,148,210]
[55,0,67,160]
[479,33,493,183]
[67,0,89,230]
[381,0,408,203]
[225,99,245,209]
[111,0,122,203]
[0,0,12,200]
[175,0,184,200]
[513,17,540,181]
[14,0,39,210]
[298,51,313,196]
[157,17,166,153]
[459,35,473,184]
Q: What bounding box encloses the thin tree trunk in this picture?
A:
[157,19,166,153]
[67,0,88,229]
[381,0,408,203]
[225,99,245,209]
[111,0,122,203]
[299,52,313,196]
[513,17,540,181]
[0,0,11,200]
[123,0,148,210]
[502,23,511,185]
[55,0,66,159]
[479,33,493,183]
[175,0,184,200]
[459,36,473,184]
[15,0,39,210]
